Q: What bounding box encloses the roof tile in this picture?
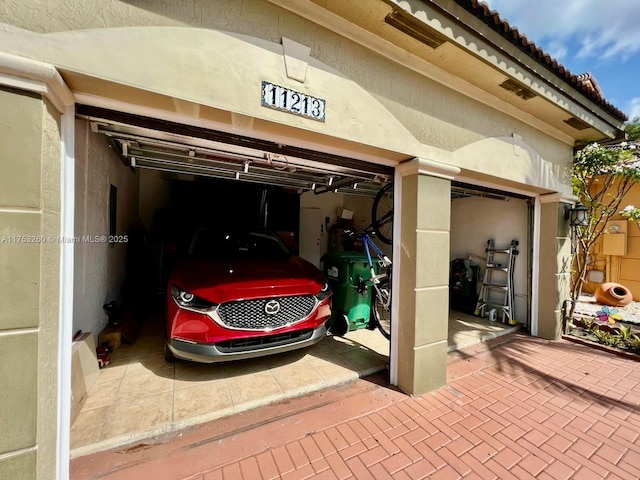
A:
[455,0,628,121]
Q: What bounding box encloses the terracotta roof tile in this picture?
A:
[454,0,628,122]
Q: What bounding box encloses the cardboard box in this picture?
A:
[71,332,99,423]
[70,348,87,424]
[338,208,353,220]
[98,326,122,350]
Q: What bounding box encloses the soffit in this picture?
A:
[304,0,621,142]
[449,0,626,122]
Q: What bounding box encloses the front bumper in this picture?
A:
[167,321,328,363]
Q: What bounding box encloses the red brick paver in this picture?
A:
[71,334,640,479]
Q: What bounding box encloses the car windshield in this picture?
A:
[189,229,290,259]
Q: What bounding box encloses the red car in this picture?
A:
[165,228,332,362]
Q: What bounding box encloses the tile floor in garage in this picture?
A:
[70,309,518,458]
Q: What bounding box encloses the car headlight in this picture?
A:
[315,281,332,301]
[171,286,216,310]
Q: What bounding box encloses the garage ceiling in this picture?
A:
[79,106,393,197]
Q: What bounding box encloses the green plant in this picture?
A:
[607,335,621,348]
[620,205,640,232]
[593,329,611,344]
[625,117,640,141]
[630,335,640,353]
[617,324,635,342]
[570,143,640,315]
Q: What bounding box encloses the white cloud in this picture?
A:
[546,40,568,61]
[628,98,640,120]
[485,0,640,62]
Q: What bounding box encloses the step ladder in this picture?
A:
[474,239,519,325]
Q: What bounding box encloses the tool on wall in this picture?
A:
[474,239,518,325]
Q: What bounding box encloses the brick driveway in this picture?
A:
[71,333,640,479]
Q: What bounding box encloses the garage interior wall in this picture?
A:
[300,191,345,261]
[300,191,390,265]
[450,196,529,323]
[139,170,171,231]
[74,121,139,338]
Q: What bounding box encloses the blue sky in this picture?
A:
[485,0,640,121]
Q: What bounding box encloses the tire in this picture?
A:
[371,278,391,340]
[372,183,393,244]
[330,314,350,336]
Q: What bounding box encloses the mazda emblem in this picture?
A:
[264,299,281,315]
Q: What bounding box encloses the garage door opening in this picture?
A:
[448,181,532,351]
[69,110,393,456]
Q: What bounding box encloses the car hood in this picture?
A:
[169,256,325,304]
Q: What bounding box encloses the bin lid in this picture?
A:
[321,250,370,262]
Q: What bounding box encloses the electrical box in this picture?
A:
[587,270,605,283]
[603,234,626,256]
[602,220,628,256]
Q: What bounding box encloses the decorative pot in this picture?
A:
[594,282,633,307]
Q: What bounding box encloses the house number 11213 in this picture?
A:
[261,81,326,122]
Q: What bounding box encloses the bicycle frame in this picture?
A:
[361,233,392,292]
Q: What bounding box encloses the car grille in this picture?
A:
[216,329,314,353]
[217,295,316,330]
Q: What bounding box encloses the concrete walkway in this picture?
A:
[70,333,640,479]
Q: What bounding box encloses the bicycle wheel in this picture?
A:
[372,183,393,244]
[371,278,391,340]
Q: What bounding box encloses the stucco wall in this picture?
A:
[0,0,574,187]
[74,120,139,339]
[0,86,61,480]
[451,196,529,323]
[536,200,571,340]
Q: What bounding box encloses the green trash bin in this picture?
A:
[322,250,377,334]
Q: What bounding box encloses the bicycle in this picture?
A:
[343,226,392,340]
[371,182,393,245]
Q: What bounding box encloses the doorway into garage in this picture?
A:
[448,182,532,350]
[70,106,395,456]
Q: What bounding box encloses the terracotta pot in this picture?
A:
[594,282,633,307]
